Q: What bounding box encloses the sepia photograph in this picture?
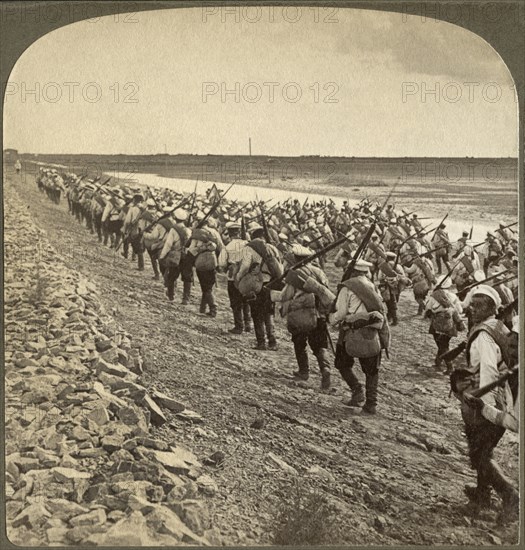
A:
[2,1,522,547]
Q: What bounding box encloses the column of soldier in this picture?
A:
[34,166,519,521]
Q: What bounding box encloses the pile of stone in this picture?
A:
[4,183,218,546]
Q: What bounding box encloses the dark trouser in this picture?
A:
[73,202,81,221]
[165,264,180,301]
[85,209,93,232]
[107,219,123,248]
[335,344,380,408]
[385,290,399,324]
[93,213,103,241]
[292,318,331,374]
[414,289,428,315]
[130,234,144,270]
[179,254,194,303]
[196,269,217,315]
[249,287,276,346]
[147,248,160,276]
[436,252,450,274]
[432,333,451,367]
[227,281,251,330]
[460,404,515,506]
[102,220,110,246]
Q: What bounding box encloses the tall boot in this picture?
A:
[137,252,144,271]
[253,317,266,350]
[199,294,206,314]
[362,371,379,414]
[229,306,244,334]
[207,290,217,317]
[182,281,192,305]
[316,349,331,389]
[265,314,277,350]
[243,304,252,332]
[417,300,424,316]
[486,460,519,520]
[293,346,309,380]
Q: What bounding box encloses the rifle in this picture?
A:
[469,222,474,240]
[438,298,518,364]
[147,187,163,212]
[240,214,247,240]
[451,238,487,260]
[432,257,466,291]
[430,211,450,243]
[341,180,400,282]
[457,268,514,300]
[260,204,274,245]
[471,365,518,398]
[265,236,347,289]
[142,194,194,234]
[393,222,435,269]
[196,182,235,230]
[187,180,199,226]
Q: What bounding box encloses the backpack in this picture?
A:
[247,240,283,280]
[286,292,318,335]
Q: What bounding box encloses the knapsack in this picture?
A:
[247,240,283,280]
[286,292,318,335]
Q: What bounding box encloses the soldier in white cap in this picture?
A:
[496,221,513,245]
[483,231,503,275]
[452,230,470,258]
[272,244,333,389]
[236,225,283,350]
[432,223,451,275]
[142,199,166,280]
[188,220,224,317]
[330,259,389,415]
[220,222,251,334]
[424,274,465,373]
[158,208,191,302]
[123,191,146,271]
[377,251,410,326]
[451,285,518,521]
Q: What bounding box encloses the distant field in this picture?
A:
[18,153,519,222]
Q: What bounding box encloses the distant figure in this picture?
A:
[14,160,21,174]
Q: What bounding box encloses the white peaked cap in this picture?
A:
[471,284,502,310]
[173,209,188,221]
[350,259,373,272]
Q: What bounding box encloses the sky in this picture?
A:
[3,6,518,157]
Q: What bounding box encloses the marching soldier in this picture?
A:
[331,259,389,415]
[122,192,146,271]
[272,244,334,389]
[405,255,435,315]
[432,223,451,275]
[236,225,282,350]
[452,241,481,292]
[424,275,465,374]
[453,230,470,258]
[484,232,503,275]
[222,222,251,334]
[496,221,513,245]
[451,286,519,521]
[159,208,191,302]
[188,219,224,317]
[143,199,167,280]
[377,251,409,326]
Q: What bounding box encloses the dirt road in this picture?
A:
[6,172,519,545]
